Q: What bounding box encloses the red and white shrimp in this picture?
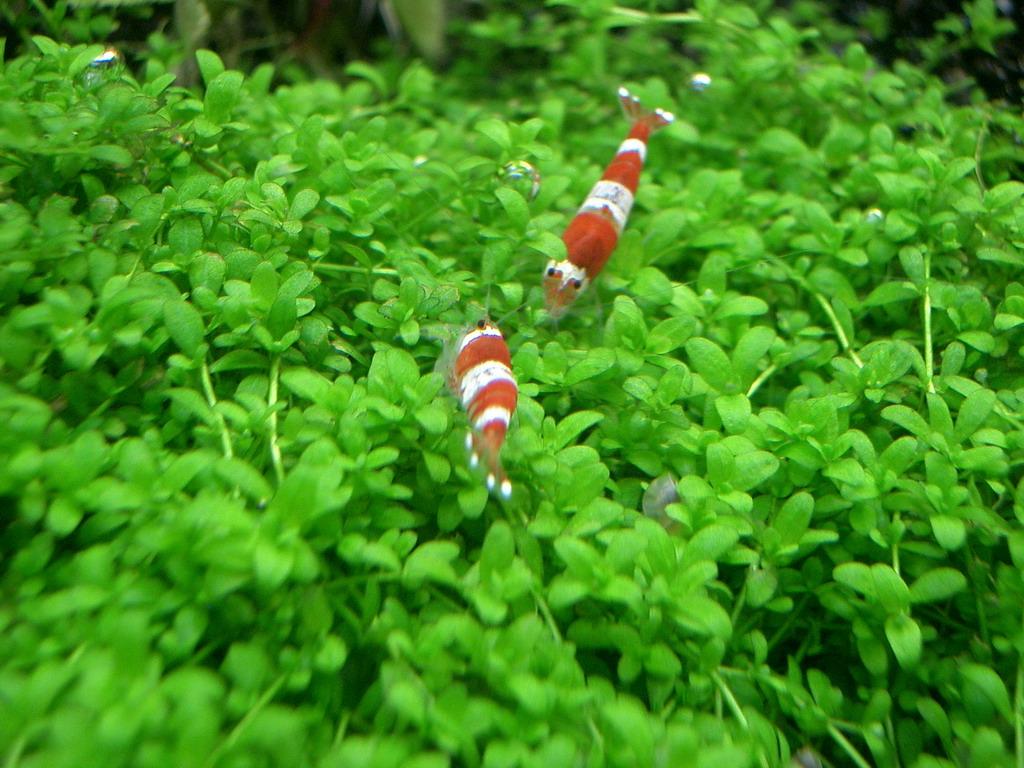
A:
[544,86,674,318]
[444,319,518,498]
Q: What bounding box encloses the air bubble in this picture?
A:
[689,72,712,92]
[865,207,884,223]
[499,160,542,201]
[642,473,679,528]
[81,46,125,88]
[792,748,823,768]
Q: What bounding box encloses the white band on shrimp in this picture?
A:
[474,405,511,430]
[617,138,647,162]
[458,326,503,354]
[579,197,628,233]
[460,361,516,408]
[580,180,634,230]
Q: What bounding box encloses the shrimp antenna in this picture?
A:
[493,299,529,329]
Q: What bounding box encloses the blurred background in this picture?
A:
[1,0,1022,102]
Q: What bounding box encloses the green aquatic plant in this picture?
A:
[2,2,1024,766]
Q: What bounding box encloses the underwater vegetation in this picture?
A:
[2,0,1024,766]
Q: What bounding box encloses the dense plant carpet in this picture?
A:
[2,2,1024,766]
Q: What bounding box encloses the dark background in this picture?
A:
[1,0,1021,101]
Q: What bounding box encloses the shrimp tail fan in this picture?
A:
[617,86,674,131]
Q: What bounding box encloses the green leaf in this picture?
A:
[281,367,331,402]
[732,451,779,491]
[494,187,529,233]
[824,458,866,486]
[254,538,293,589]
[960,664,1013,720]
[984,180,1024,210]
[314,635,349,673]
[195,49,225,85]
[757,127,807,156]
[774,492,813,546]
[685,337,737,392]
[645,316,695,354]
[606,296,647,351]
[564,349,615,385]
[909,568,967,604]
[955,388,995,441]
[403,541,460,585]
[871,564,911,614]
[731,326,775,387]
[480,520,515,579]
[834,562,873,597]
[673,594,732,640]
[680,524,739,565]
[884,613,922,669]
[705,443,734,488]
[917,697,953,748]
[931,515,966,550]
[289,189,320,220]
[882,405,930,438]
[422,452,450,483]
[204,70,245,124]
[89,145,133,166]
[166,388,214,425]
[554,411,604,450]
[163,299,205,357]
[863,281,919,307]
[368,347,420,396]
[251,262,279,310]
[958,330,995,353]
[715,393,750,433]
[211,350,268,373]
[458,485,488,519]
[32,36,60,56]
[215,457,272,501]
[267,296,297,340]
[69,44,106,75]
[716,295,768,319]
[476,119,511,151]
[414,404,448,434]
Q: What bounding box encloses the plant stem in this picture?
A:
[923,249,936,394]
[532,587,563,644]
[29,0,59,36]
[1016,648,1024,768]
[204,675,285,768]
[200,359,234,459]
[746,364,777,398]
[827,722,873,768]
[975,112,990,194]
[4,735,25,768]
[311,263,398,275]
[712,672,769,768]
[996,402,1024,432]
[268,355,284,483]
[814,292,864,368]
[885,715,903,768]
[711,671,749,730]
[892,515,902,576]
[609,6,703,24]
[332,711,351,748]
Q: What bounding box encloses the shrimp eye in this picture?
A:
[546,266,557,277]
[570,278,583,289]
[476,319,486,329]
